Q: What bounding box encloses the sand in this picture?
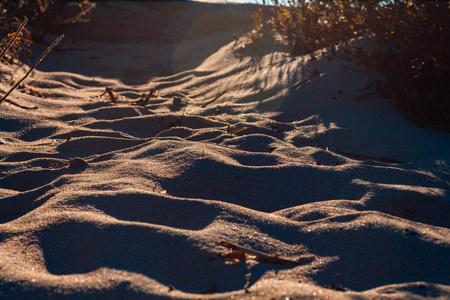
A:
[1,1,449,299]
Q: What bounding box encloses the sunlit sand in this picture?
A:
[1,2,449,299]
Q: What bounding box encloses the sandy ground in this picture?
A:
[1,2,449,299]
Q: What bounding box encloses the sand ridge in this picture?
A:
[1,2,449,299]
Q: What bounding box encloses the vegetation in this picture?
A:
[0,0,94,63]
[251,0,449,132]
[1,0,448,131]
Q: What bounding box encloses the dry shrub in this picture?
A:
[0,0,94,63]
[253,0,449,132]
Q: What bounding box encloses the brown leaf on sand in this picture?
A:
[221,250,247,264]
[66,132,71,142]
[218,240,303,265]
[271,125,284,132]
[23,87,52,98]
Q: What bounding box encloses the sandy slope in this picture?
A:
[1,2,449,299]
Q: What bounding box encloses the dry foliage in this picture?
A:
[253,0,449,131]
[0,0,94,63]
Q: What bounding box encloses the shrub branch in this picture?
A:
[0,18,28,62]
[0,34,64,106]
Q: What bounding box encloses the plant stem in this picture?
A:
[0,34,64,105]
[0,18,28,62]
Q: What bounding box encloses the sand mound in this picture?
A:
[1,2,449,299]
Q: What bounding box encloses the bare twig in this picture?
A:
[288,77,310,90]
[140,88,155,106]
[2,99,37,110]
[340,63,369,74]
[0,18,28,62]
[0,34,64,105]
[229,127,249,135]
[201,91,226,108]
[105,87,117,103]
[336,150,405,164]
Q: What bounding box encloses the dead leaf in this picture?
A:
[218,240,302,265]
[221,250,247,264]
[271,125,284,132]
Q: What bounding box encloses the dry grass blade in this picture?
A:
[0,18,28,62]
[201,91,226,108]
[0,34,64,105]
[229,127,249,135]
[1,100,37,110]
[340,63,369,74]
[288,77,309,90]
[336,150,405,164]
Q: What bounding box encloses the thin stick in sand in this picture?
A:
[288,77,309,90]
[201,91,226,108]
[335,150,405,164]
[136,88,156,106]
[105,87,117,103]
[0,34,64,105]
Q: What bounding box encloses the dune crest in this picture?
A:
[1,2,449,299]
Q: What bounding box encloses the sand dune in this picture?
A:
[1,2,449,299]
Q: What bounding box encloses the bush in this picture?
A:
[253,0,449,132]
[0,0,36,63]
[0,0,94,63]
